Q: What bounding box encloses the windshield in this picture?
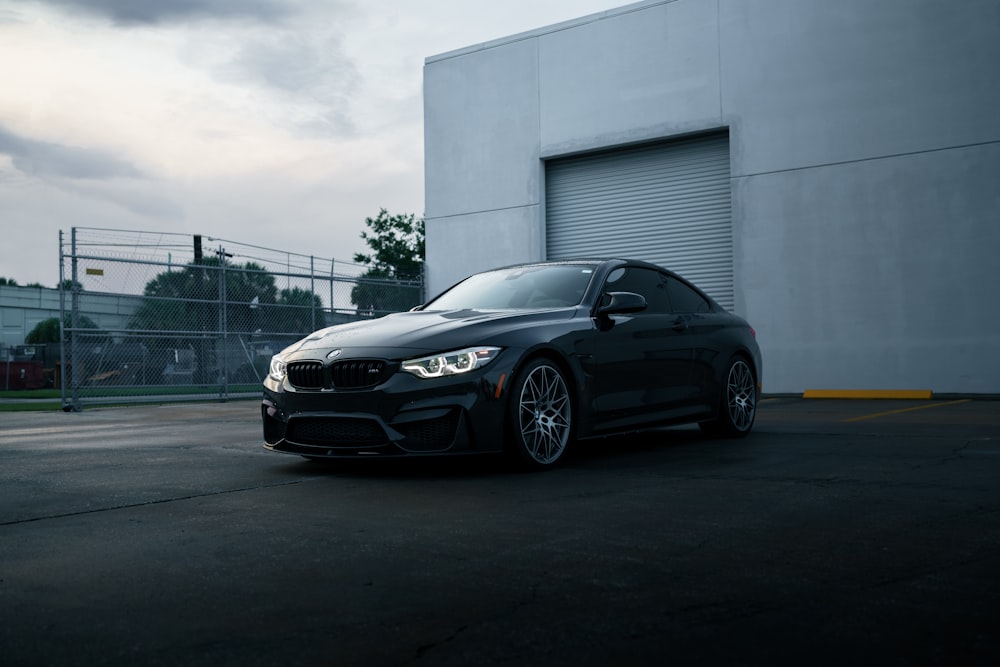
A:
[425,264,597,310]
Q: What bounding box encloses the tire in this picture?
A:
[506,359,574,470]
[700,356,757,438]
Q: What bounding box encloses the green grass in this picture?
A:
[0,389,61,399]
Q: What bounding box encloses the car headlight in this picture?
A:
[401,346,502,379]
[268,355,287,382]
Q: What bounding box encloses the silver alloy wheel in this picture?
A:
[517,364,572,465]
[726,359,756,432]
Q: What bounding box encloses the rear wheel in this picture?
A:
[700,356,756,438]
[507,359,573,470]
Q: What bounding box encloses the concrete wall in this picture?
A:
[722,0,1000,394]
[423,38,544,292]
[423,0,1000,393]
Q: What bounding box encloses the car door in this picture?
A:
[666,275,724,410]
[580,266,697,430]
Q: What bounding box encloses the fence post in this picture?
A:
[421,264,427,304]
[218,245,228,400]
[58,230,67,407]
[327,259,336,324]
[70,228,81,412]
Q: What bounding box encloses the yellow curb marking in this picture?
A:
[804,389,933,400]
[843,399,971,423]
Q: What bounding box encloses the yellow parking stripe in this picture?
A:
[804,389,933,399]
[843,399,971,423]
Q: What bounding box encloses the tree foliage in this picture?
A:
[25,314,101,344]
[276,287,325,334]
[353,208,425,278]
[0,278,46,288]
[351,209,425,314]
[128,258,324,337]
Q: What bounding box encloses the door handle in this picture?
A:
[671,319,688,332]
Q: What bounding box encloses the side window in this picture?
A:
[667,277,712,313]
[603,267,671,314]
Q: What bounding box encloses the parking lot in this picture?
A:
[1,397,998,665]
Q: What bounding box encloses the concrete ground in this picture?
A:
[1,397,998,665]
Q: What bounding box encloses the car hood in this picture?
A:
[281,308,578,359]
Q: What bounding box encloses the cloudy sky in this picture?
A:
[0,0,627,287]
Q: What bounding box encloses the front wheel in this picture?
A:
[506,359,574,470]
[700,356,756,438]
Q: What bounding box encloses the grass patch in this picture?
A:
[0,389,61,400]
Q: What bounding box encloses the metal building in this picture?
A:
[422,0,1000,394]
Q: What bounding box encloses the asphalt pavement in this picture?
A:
[1,397,998,665]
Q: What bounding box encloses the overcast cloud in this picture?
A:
[0,0,627,287]
[0,124,143,180]
[31,0,297,26]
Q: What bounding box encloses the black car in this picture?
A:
[262,259,761,469]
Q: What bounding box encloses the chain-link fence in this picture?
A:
[59,227,423,410]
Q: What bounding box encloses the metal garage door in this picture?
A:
[545,132,733,309]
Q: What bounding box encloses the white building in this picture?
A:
[422,0,1000,394]
[0,285,141,353]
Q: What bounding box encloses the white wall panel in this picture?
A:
[738,142,1000,393]
[720,0,1000,177]
[538,0,721,156]
[423,40,541,220]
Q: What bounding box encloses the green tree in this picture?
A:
[351,208,425,314]
[128,258,281,337]
[274,287,325,334]
[0,277,18,286]
[224,261,283,333]
[25,315,101,344]
[128,258,298,383]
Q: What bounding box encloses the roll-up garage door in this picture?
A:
[545,132,733,310]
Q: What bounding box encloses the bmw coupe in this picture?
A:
[262,259,761,469]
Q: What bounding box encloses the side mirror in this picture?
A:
[597,291,647,316]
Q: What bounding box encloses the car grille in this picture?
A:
[395,410,461,452]
[285,417,387,446]
[286,359,388,390]
[287,361,324,389]
[331,360,386,389]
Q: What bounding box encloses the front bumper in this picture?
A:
[261,358,514,459]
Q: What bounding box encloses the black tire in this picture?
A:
[700,356,757,438]
[506,358,574,470]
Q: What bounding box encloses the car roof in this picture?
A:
[489,258,669,274]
